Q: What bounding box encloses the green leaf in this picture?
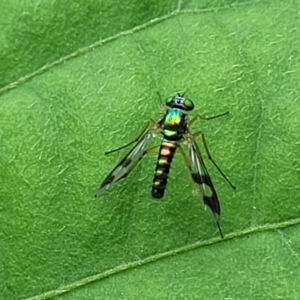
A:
[1,0,300,299]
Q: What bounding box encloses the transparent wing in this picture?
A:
[95,122,161,197]
[186,135,223,238]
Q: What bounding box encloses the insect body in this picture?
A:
[95,93,235,238]
[152,96,193,198]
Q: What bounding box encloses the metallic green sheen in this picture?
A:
[163,129,176,138]
[184,99,194,110]
[165,109,182,127]
[163,109,183,138]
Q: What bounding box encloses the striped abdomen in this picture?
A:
[152,141,177,198]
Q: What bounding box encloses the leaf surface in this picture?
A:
[0,0,300,299]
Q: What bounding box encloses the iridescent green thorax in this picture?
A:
[165,109,182,127]
[162,108,187,140]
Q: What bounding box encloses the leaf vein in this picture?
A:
[24,216,300,300]
[0,0,262,97]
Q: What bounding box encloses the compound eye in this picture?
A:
[166,97,174,107]
[184,99,194,110]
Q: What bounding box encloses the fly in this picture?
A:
[95,93,236,238]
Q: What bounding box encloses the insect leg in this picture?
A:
[189,111,229,127]
[178,145,192,171]
[156,91,165,112]
[193,131,236,190]
[105,119,157,155]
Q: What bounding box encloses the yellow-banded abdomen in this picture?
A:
[152,141,177,198]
